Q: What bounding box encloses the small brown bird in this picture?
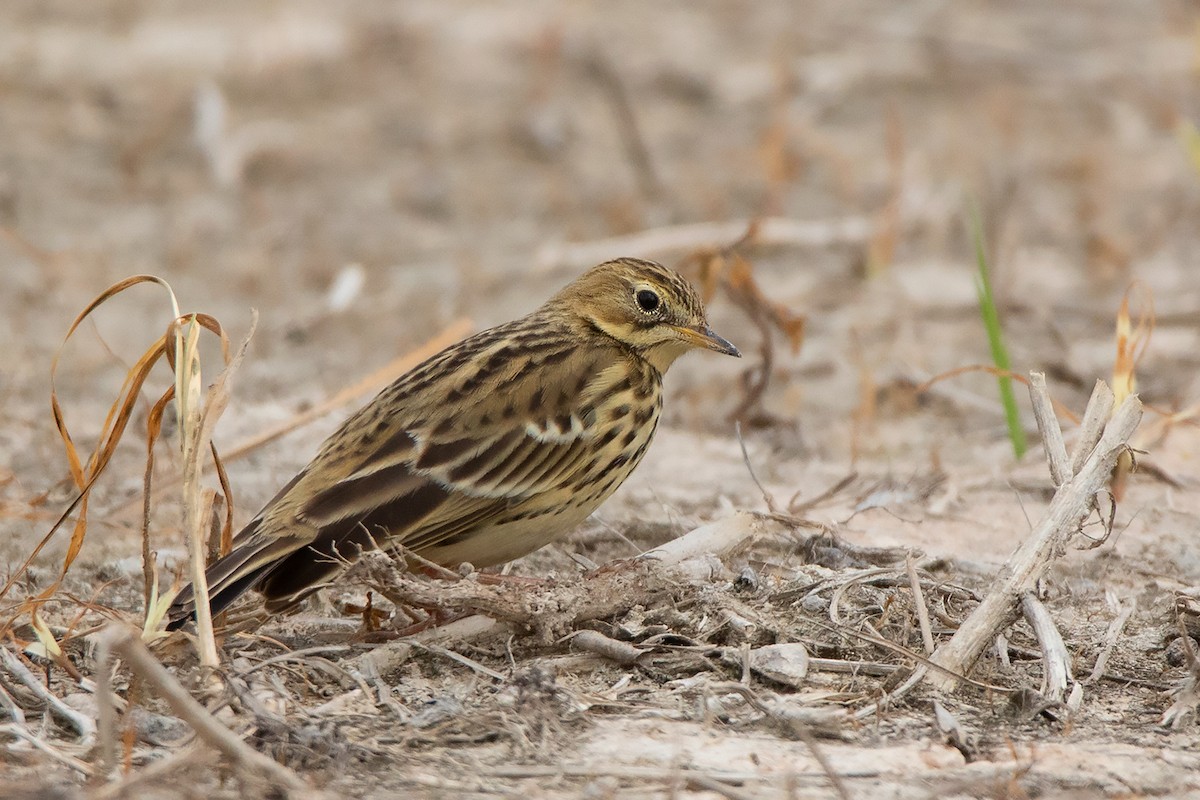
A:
[168,258,739,629]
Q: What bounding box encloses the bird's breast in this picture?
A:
[566,363,663,507]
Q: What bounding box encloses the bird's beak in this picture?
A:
[674,324,741,357]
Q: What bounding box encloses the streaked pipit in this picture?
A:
[168,258,739,628]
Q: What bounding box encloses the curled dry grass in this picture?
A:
[0,275,251,667]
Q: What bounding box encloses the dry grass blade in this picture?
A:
[1110,282,1153,500]
[2,281,178,612]
[172,312,256,665]
[0,277,238,644]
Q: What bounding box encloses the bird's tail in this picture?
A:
[166,518,288,631]
[165,517,377,630]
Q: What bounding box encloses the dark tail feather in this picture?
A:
[165,517,288,631]
[167,478,452,627]
[167,518,379,628]
[258,520,381,613]
[165,563,273,631]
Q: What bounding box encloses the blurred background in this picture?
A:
[2,1,1199,558]
[4,6,1200,793]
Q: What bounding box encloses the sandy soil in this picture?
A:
[2,2,1200,798]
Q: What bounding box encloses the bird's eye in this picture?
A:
[635,289,661,314]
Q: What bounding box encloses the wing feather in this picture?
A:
[169,325,630,625]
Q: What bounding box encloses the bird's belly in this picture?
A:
[415,503,594,569]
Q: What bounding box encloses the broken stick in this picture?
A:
[926,376,1141,692]
[97,625,319,797]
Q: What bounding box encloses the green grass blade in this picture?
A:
[1178,120,1200,178]
[971,211,1027,459]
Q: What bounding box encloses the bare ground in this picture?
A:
[2,2,1200,798]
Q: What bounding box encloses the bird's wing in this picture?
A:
[295,336,612,518]
[168,337,620,623]
[253,344,615,605]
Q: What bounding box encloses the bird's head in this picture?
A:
[553,258,740,371]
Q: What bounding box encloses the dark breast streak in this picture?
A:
[565,358,663,510]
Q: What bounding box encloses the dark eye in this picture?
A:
[636,289,661,313]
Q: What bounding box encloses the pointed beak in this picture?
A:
[674,324,741,357]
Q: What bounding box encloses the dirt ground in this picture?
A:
[2,1,1200,798]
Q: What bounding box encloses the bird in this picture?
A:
[167,258,740,630]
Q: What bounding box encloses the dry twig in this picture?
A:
[927,376,1142,691]
[97,624,317,797]
[321,513,787,714]
[568,630,645,666]
[906,554,936,655]
[0,722,93,776]
[1084,596,1137,684]
[1021,593,1072,706]
[0,645,96,744]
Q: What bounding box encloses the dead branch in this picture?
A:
[1021,593,1072,706]
[927,377,1142,691]
[1030,372,1070,486]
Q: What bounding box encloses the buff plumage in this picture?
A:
[168,258,738,628]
